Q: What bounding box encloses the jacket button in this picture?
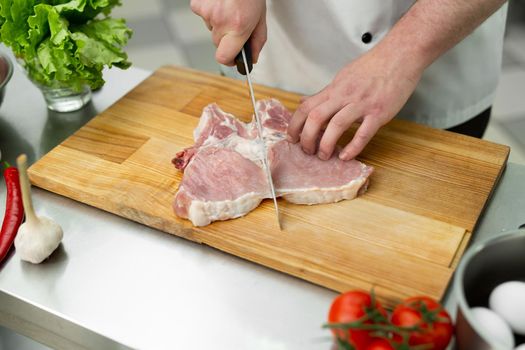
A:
[361,32,373,44]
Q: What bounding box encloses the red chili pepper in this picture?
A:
[0,161,24,264]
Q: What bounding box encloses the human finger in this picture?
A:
[216,32,250,66]
[189,0,202,15]
[339,117,381,160]
[190,0,211,29]
[299,99,342,155]
[203,18,212,31]
[287,88,329,143]
[211,28,222,47]
[299,87,324,104]
[318,104,363,160]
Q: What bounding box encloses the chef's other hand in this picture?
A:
[190,0,267,66]
[287,47,423,161]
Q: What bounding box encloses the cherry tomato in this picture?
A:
[328,290,387,350]
[391,296,453,350]
[365,338,395,350]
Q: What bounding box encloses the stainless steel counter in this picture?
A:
[1,50,524,350]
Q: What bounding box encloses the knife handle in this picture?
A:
[235,41,253,75]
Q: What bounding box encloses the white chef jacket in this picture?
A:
[225,1,508,129]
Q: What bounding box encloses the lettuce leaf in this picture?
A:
[0,0,131,90]
[0,0,38,55]
[54,0,121,23]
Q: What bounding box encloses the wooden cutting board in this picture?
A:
[29,66,509,306]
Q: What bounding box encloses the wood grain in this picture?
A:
[28,65,509,306]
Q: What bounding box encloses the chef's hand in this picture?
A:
[190,0,267,66]
[287,47,423,161]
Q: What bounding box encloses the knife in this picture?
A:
[235,42,282,230]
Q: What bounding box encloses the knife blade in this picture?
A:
[235,43,282,230]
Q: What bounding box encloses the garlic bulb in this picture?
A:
[15,216,63,264]
[14,154,63,264]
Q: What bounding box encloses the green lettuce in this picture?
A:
[0,0,131,90]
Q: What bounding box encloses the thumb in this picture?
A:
[216,32,250,66]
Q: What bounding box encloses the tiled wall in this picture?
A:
[113,0,525,164]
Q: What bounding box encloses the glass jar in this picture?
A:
[38,83,92,113]
[17,58,92,113]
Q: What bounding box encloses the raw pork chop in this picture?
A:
[173,99,373,226]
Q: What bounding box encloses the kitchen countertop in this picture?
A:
[1,53,524,350]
